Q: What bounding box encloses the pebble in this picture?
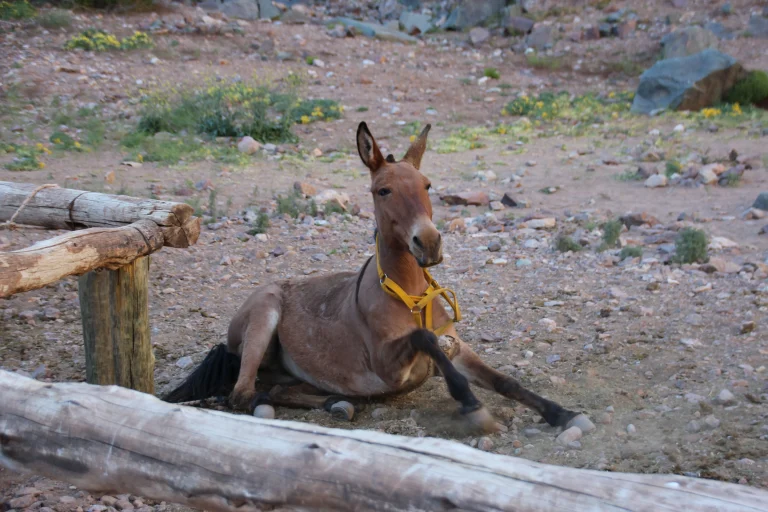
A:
[684,393,705,403]
[538,318,557,331]
[526,218,556,229]
[487,241,502,252]
[686,420,702,433]
[175,356,193,369]
[568,414,596,433]
[715,389,737,406]
[626,424,637,435]
[43,307,61,320]
[567,441,582,450]
[237,136,261,155]
[597,412,613,425]
[644,174,668,188]
[371,407,389,419]
[702,415,720,430]
[523,427,541,438]
[114,500,133,510]
[555,426,582,446]
[516,259,532,267]
[101,497,118,507]
[673,124,685,132]
[477,436,494,451]
[684,313,703,326]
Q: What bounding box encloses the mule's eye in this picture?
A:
[378,188,391,197]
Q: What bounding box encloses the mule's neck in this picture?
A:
[376,235,428,295]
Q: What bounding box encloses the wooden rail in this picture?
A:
[1,371,766,512]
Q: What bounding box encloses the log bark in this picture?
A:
[0,220,163,298]
[79,256,154,394]
[0,181,200,248]
[0,371,765,512]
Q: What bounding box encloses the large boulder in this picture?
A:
[399,11,432,35]
[444,0,505,30]
[328,18,418,44]
[218,0,259,21]
[661,26,719,59]
[258,0,280,20]
[631,49,746,114]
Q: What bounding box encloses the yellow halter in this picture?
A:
[375,234,461,335]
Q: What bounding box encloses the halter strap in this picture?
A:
[375,233,461,335]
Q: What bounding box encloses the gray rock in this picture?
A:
[526,25,553,50]
[43,307,61,320]
[469,27,491,46]
[523,427,541,438]
[567,414,596,433]
[631,49,746,114]
[516,258,532,267]
[748,14,768,38]
[705,21,735,40]
[176,356,193,368]
[715,389,737,406]
[444,0,505,30]
[258,0,280,20]
[753,192,768,211]
[661,26,719,59]
[487,241,502,252]
[686,420,702,433]
[399,12,432,35]
[703,414,721,430]
[218,0,260,20]
[328,18,417,44]
[644,174,668,188]
[505,16,534,35]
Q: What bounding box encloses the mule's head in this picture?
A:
[356,121,441,267]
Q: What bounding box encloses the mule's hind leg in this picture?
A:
[227,285,282,411]
[265,383,356,421]
[451,340,583,428]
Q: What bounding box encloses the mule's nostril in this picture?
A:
[412,235,424,249]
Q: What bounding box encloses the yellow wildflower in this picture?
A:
[732,103,742,115]
[74,141,81,148]
[38,161,45,168]
[301,115,310,124]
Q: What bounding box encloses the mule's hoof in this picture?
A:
[253,404,275,419]
[565,414,595,434]
[330,401,355,421]
[465,407,501,434]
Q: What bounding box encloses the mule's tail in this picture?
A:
[162,343,241,403]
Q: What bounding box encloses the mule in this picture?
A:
[164,121,588,433]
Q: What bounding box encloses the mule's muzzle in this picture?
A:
[410,232,443,268]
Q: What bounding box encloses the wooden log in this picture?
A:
[79,255,154,394]
[0,181,200,248]
[0,220,163,298]
[0,371,765,512]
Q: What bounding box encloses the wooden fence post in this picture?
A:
[78,255,154,394]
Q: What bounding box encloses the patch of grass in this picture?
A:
[1,142,49,171]
[356,106,369,112]
[607,58,644,77]
[49,131,84,151]
[276,190,317,218]
[37,8,72,29]
[483,67,500,79]
[435,127,486,153]
[64,29,153,51]
[672,228,708,264]
[619,246,643,260]
[664,160,681,177]
[305,56,315,65]
[207,189,217,221]
[247,212,270,235]
[721,172,742,187]
[725,70,768,106]
[0,0,35,20]
[525,53,564,70]
[135,79,342,143]
[323,200,345,216]
[601,219,623,249]
[555,235,581,253]
[616,168,643,181]
[502,90,634,124]
[184,196,204,217]
[121,132,205,165]
[400,121,423,137]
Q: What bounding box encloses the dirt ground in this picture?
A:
[2,0,768,510]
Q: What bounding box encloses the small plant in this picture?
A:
[616,169,644,181]
[555,235,581,253]
[207,189,218,221]
[664,160,681,177]
[184,196,203,217]
[305,56,315,65]
[276,191,302,218]
[2,142,49,171]
[247,212,270,235]
[323,200,345,216]
[37,8,72,29]
[721,172,742,187]
[725,70,768,106]
[672,228,708,264]
[356,106,369,112]
[64,29,153,52]
[0,0,35,20]
[601,219,623,249]
[619,246,643,260]
[525,53,564,70]
[483,67,500,79]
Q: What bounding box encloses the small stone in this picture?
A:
[702,415,720,430]
[686,420,702,433]
[440,191,489,206]
[9,496,37,509]
[43,307,61,320]
[523,427,541,438]
[501,193,530,208]
[489,200,505,211]
[312,147,323,158]
[644,174,668,188]
[477,436,494,451]
[237,136,261,155]
[538,318,557,332]
[487,241,502,252]
[685,313,703,326]
[371,407,389,419]
[698,165,719,185]
[685,393,705,403]
[293,181,317,197]
[740,321,756,334]
[114,500,133,511]
[469,27,491,46]
[597,412,613,425]
[567,414,596,433]
[715,389,736,406]
[545,354,561,364]
[101,497,118,507]
[526,217,556,229]
[626,424,637,434]
[516,258,532,268]
[567,441,582,450]
[556,426,582,446]
[175,356,193,369]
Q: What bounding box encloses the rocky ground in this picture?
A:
[2,0,768,511]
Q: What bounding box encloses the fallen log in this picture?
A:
[0,220,163,298]
[0,181,200,248]
[0,371,765,512]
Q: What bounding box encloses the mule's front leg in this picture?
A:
[451,340,583,428]
[376,329,500,433]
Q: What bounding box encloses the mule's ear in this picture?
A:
[357,122,384,172]
[402,123,431,170]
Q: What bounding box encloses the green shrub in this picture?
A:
[619,246,643,260]
[0,0,35,20]
[665,160,681,177]
[64,29,152,51]
[725,70,768,106]
[1,142,48,171]
[483,67,500,79]
[601,219,623,248]
[135,80,342,143]
[71,0,153,10]
[502,90,633,123]
[672,228,709,264]
[37,8,72,29]
[555,235,581,253]
[247,212,271,235]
